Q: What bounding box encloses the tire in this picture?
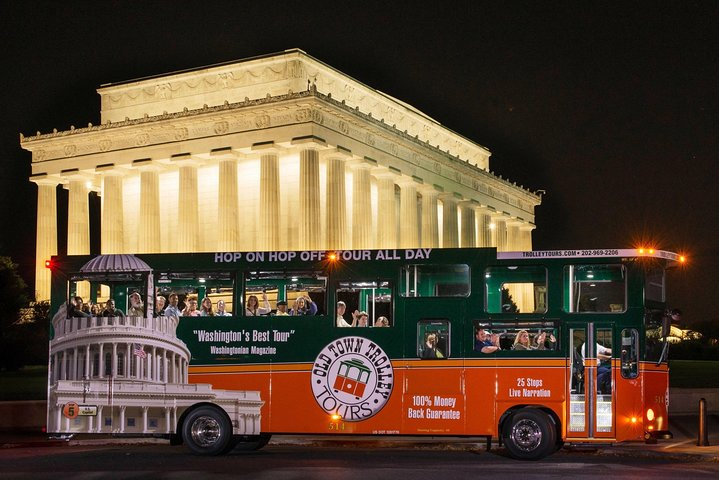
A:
[182,406,233,456]
[502,408,557,460]
[231,433,272,452]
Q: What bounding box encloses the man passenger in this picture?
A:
[164,293,181,319]
[475,328,499,353]
[275,300,290,316]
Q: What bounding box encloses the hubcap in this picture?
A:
[511,418,542,452]
[190,415,222,447]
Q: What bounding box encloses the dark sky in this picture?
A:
[1,1,717,325]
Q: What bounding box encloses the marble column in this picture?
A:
[460,201,477,248]
[493,215,508,252]
[260,151,280,251]
[420,186,440,249]
[216,153,239,251]
[326,154,347,249]
[299,148,321,250]
[67,178,90,255]
[101,171,125,254]
[32,178,58,301]
[67,177,91,300]
[111,343,118,377]
[507,219,522,251]
[351,163,372,249]
[375,173,397,248]
[441,194,459,248]
[520,224,535,251]
[398,179,419,248]
[137,166,161,253]
[175,156,200,252]
[477,207,493,247]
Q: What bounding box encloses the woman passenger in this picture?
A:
[289,296,317,316]
[245,292,271,316]
[200,297,215,316]
[374,316,390,327]
[512,330,534,350]
[183,298,201,317]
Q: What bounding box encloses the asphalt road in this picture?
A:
[2,444,719,480]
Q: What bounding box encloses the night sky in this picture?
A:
[1,1,717,325]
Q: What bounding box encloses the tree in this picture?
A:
[501,287,519,313]
[0,256,29,370]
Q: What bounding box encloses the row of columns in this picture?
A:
[55,403,177,434]
[51,343,188,384]
[32,146,534,300]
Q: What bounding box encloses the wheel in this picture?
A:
[182,406,233,455]
[231,433,272,452]
[502,408,557,460]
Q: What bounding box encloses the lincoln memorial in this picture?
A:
[22,49,541,301]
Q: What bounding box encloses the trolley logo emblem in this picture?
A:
[311,336,394,421]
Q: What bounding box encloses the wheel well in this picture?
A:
[175,402,233,444]
[499,405,562,443]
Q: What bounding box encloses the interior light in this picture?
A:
[586,274,594,279]
[199,278,206,283]
[489,223,496,230]
[85,181,93,189]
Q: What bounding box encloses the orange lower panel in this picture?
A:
[189,360,574,437]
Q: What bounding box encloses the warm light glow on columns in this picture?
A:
[100,171,125,254]
[137,165,161,253]
[326,151,349,250]
[259,150,280,251]
[216,152,239,251]
[398,178,420,248]
[67,176,91,300]
[476,207,493,247]
[32,178,58,301]
[441,194,460,248]
[374,172,397,248]
[493,215,508,252]
[67,178,90,255]
[460,201,477,248]
[506,219,522,251]
[175,155,201,252]
[420,186,440,248]
[350,162,372,249]
[520,224,535,251]
[299,148,321,250]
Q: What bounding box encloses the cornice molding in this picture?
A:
[24,90,539,215]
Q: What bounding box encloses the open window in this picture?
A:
[336,280,392,327]
[484,265,547,314]
[244,270,327,316]
[400,264,469,297]
[564,264,626,313]
[156,271,234,316]
[417,319,450,359]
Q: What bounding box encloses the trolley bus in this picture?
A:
[45,247,684,459]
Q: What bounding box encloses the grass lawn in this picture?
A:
[669,360,719,388]
[0,365,48,401]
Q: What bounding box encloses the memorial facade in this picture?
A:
[22,49,541,301]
